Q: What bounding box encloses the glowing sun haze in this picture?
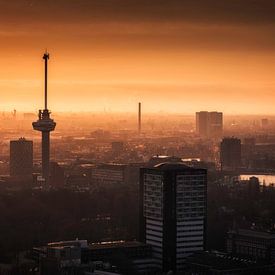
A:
[0,0,274,114]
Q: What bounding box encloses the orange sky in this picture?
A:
[0,0,274,114]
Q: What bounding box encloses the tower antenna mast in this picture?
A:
[43,52,49,110]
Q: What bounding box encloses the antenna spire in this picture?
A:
[43,52,50,110]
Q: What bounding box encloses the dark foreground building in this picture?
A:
[32,240,158,274]
[139,162,207,273]
[227,228,275,263]
[185,251,275,274]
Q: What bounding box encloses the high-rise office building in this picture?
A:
[10,138,33,176]
[220,137,241,171]
[139,162,207,273]
[196,111,223,137]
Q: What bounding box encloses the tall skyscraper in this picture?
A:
[10,138,33,177]
[139,162,207,273]
[196,111,223,137]
[33,52,56,183]
[220,137,242,171]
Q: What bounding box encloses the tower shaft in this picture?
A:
[138,102,141,134]
[42,131,50,182]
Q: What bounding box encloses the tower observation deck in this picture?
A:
[32,52,56,183]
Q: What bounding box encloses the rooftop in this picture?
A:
[229,228,275,240]
[88,241,149,250]
[154,162,206,172]
[186,251,268,271]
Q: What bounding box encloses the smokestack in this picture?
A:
[138,102,141,135]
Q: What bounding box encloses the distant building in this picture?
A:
[90,129,111,140]
[33,240,158,274]
[242,138,256,168]
[82,241,159,274]
[34,240,90,275]
[10,138,33,177]
[139,162,207,273]
[91,163,141,186]
[237,176,260,198]
[247,177,260,197]
[227,228,275,263]
[66,174,89,187]
[49,162,65,186]
[92,163,126,186]
[262,118,269,128]
[220,137,241,171]
[185,251,275,274]
[196,111,223,137]
[111,141,124,153]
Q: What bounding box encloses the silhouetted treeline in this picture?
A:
[207,179,275,250]
[0,185,138,263]
[2,176,275,264]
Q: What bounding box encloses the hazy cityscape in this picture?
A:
[1,0,275,274]
[2,98,275,274]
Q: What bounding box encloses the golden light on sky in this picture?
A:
[0,0,274,114]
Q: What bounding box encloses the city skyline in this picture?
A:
[2,2,275,274]
[0,0,274,114]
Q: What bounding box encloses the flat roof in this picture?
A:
[153,162,206,172]
[187,251,266,271]
[88,241,149,250]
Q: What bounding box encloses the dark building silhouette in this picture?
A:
[139,162,207,273]
[34,240,158,274]
[111,141,124,153]
[227,228,275,263]
[248,176,260,198]
[196,111,223,137]
[220,137,241,171]
[10,138,33,176]
[49,162,65,186]
[38,240,87,275]
[185,251,275,274]
[82,241,158,274]
[242,138,256,168]
[33,52,56,183]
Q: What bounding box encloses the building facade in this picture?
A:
[91,164,126,185]
[196,111,223,138]
[227,228,275,263]
[220,137,242,171]
[10,138,33,177]
[139,162,207,272]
